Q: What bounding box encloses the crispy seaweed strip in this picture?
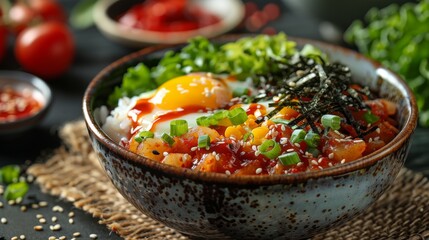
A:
[252,54,373,136]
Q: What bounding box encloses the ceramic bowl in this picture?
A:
[93,0,245,48]
[83,35,418,239]
[0,71,52,136]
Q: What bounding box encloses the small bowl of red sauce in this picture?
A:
[0,71,52,136]
[93,0,245,47]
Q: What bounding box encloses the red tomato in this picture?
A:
[9,3,38,34]
[29,0,66,23]
[0,26,7,63]
[15,22,74,79]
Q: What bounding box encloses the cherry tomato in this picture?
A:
[29,0,66,23]
[9,3,38,34]
[0,26,7,63]
[15,22,74,79]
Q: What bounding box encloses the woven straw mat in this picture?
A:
[27,121,429,240]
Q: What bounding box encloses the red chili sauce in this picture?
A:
[0,86,42,122]
[117,0,221,32]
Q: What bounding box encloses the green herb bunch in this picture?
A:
[345,0,429,126]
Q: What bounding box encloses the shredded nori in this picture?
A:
[251,55,373,137]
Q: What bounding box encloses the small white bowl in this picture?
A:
[93,0,245,48]
[0,71,52,136]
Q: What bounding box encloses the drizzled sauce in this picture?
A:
[0,86,42,121]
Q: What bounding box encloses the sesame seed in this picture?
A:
[52,216,58,222]
[374,137,380,141]
[318,166,324,170]
[59,236,66,240]
[240,151,245,156]
[1,217,7,224]
[69,218,74,224]
[225,170,231,175]
[20,205,27,212]
[53,205,64,212]
[162,152,168,157]
[318,158,323,163]
[280,137,288,144]
[255,168,263,174]
[311,160,318,165]
[294,143,301,147]
[191,146,198,151]
[68,212,75,218]
[254,151,260,156]
[49,237,56,240]
[39,201,48,207]
[368,138,373,143]
[36,214,43,219]
[341,159,346,164]
[328,153,334,159]
[281,125,286,131]
[8,200,15,205]
[297,162,304,167]
[31,203,39,209]
[19,235,25,240]
[52,224,61,231]
[0,202,3,208]
[328,162,333,167]
[15,197,23,204]
[11,236,18,240]
[33,225,43,231]
[26,175,34,183]
[286,148,294,152]
[214,154,220,161]
[39,218,46,224]
[73,232,81,237]
[376,128,381,134]
[90,234,98,239]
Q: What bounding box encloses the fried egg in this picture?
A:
[127,73,258,137]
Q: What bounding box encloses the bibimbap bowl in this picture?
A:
[83,34,418,239]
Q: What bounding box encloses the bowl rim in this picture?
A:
[0,70,52,127]
[93,0,245,45]
[83,34,418,185]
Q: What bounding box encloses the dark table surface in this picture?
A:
[1,0,428,239]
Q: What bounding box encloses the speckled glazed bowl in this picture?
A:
[83,35,418,239]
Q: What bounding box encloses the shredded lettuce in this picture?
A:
[107,33,323,107]
[345,0,429,126]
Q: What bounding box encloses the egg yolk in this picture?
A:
[149,74,232,110]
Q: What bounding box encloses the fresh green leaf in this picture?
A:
[345,0,429,126]
[70,0,98,29]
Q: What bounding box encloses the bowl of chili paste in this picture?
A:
[0,71,52,136]
[92,0,245,47]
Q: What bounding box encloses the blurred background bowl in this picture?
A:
[0,71,52,137]
[93,0,245,48]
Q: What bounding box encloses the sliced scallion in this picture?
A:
[258,139,281,159]
[161,133,175,146]
[290,129,306,143]
[321,114,341,130]
[243,132,253,142]
[363,111,380,124]
[134,131,154,143]
[279,152,301,165]
[271,118,290,125]
[196,116,210,127]
[198,135,211,148]
[170,120,188,137]
[304,131,320,148]
[228,107,248,125]
[0,165,20,184]
[4,182,29,201]
[306,147,320,157]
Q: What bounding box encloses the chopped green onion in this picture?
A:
[304,131,320,148]
[196,116,210,127]
[363,111,380,124]
[306,147,320,157]
[233,87,250,97]
[243,132,253,142]
[4,182,29,201]
[170,120,188,137]
[228,107,248,125]
[271,118,290,125]
[321,114,341,130]
[212,110,229,120]
[198,135,211,148]
[290,129,306,143]
[134,131,154,143]
[161,133,175,146]
[0,165,20,184]
[279,152,301,165]
[258,139,281,159]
